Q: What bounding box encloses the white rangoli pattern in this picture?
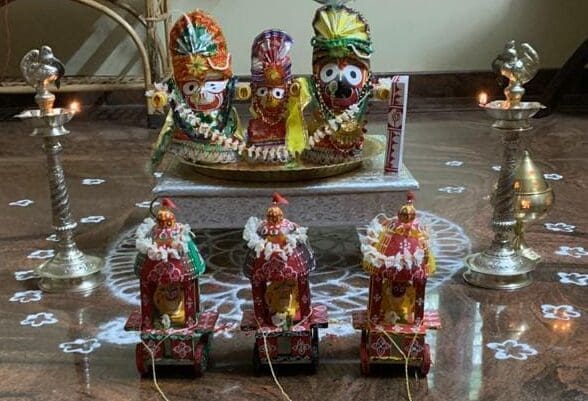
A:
[9,199,34,207]
[541,304,581,320]
[21,312,58,327]
[486,340,538,360]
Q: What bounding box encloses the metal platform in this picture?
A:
[153,135,419,229]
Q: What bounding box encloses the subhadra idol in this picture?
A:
[354,193,440,376]
[125,199,218,377]
[245,29,308,163]
[240,194,328,374]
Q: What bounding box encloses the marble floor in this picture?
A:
[0,108,586,401]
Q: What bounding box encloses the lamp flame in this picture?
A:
[478,92,488,106]
[70,101,81,114]
[521,199,531,209]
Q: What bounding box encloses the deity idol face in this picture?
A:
[252,84,288,118]
[179,79,228,113]
[314,58,369,112]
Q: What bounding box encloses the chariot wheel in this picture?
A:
[193,335,209,378]
[135,344,149,377]
[252,341,262,376]
[360,329,370,375]
[418,344,431,378]
[309,326,320,374]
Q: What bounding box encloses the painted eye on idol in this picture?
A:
[203,80,228,94]
[343,65,363,86]
[319,63,339,83]
[182,81,199,96]
[256,87,269,97]
[271,88,285,99]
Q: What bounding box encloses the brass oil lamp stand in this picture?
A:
[464,41,545,290]
[16,46,104,293]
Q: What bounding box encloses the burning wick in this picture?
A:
[69,101,80,114]
[478,92,488,106]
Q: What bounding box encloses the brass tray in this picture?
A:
[175,136,384,182]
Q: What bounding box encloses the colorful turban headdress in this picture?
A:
[170,11,233,83]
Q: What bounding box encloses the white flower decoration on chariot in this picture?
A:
[80,215,106,224]
[9,199,34,207]
[59,338,101,354]
[21,312,58,327]
[81,178,105,185]
[541,305,581,320]
[9,290,43,303]
[555,246,588,259]
[544,222,576,233]
[359,214,428,271]
[46,233,58,242]
[491,165,501,172]
[445,160,463,167]
[486,339,538,360]
[153,171,163,178]
[14,270,39,281]
[27,249,54,259]
[438,186,465,194]
[243,216,308,261]
[96,317,140,345]
[135,217,192,262]
[544,173,563,181]
[135,201,159,209]
[557,272,588,286]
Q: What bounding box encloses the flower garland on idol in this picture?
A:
[157,79,365,161]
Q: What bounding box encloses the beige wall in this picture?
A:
[1,0,587,78]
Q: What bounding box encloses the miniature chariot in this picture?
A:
[354,193,440,376]
[125,199,218,377]
[240,194,328,374]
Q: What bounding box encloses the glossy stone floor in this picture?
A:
[0,107,587,401]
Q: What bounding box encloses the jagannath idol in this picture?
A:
[303,0,374,164]
[152,10,242,165]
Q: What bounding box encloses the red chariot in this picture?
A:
[125,199,217,377]
[354,193,440,376]
[240,194,328,374]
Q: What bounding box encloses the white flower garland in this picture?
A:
[359,214,426,271]
[243,216,309,261]
[135,217,192,262]
[163,82,361,161]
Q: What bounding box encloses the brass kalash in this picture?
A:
[464,40,551,290]
[15,46,104,293]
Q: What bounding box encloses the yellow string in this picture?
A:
[256,319,294,401]
[141,334,173,401]
[376,327,421,401]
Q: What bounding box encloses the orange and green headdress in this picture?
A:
[169,11,233,82]
[311,0,372,66]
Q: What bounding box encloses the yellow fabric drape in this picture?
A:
[285,77,311,156]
